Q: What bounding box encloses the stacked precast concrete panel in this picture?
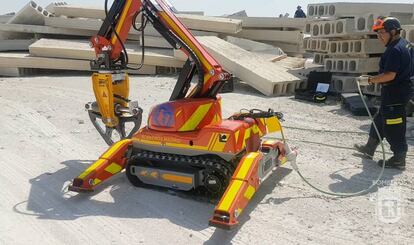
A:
[230,16,307,57]
[304,2,414,95]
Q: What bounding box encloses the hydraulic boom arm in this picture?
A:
[87,0,232,145]
[91,0,230,98]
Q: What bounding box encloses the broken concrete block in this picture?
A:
[324,57,380,73]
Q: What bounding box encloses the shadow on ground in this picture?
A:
[15,160,292,243]
[329,158,403,195]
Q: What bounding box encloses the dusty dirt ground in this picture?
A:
[0,74,413,245]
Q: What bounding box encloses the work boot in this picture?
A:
[354,137,380,159]
[378,152,406,170]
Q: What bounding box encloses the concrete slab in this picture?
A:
[0,67,23,77]
[176,14,242,34]
[0,52,156,75]
[265,42,305,57]
[54,6,203,19]
[304,38,329,53]
[196,36,302,96]
[45,16,217,40]
[324,57,380,73]
[8,1,52,25]
[328,39,385,56]
[44,17,141,40]
[0,23,97,37]
[308,18,372,38]
[225,36,284,54]
[28,38,185,68]
[53,5,242,34]
[232,17,306,30]
[54,5,104,19]
[0,15,13,23]
[233,29,303,44]
[331,75,358,93]
[45,2,67,13]
[307,3,413,18]
[0,39,35,51]
[1,1,53,39]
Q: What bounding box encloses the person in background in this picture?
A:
[354,17,414,170]
[294,6,306,18]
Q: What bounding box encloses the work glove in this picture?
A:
[356,75,371,86]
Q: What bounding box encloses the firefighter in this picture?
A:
[355,16,413,170]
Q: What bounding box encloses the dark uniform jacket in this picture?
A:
[379,38,414,105]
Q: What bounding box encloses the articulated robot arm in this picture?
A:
[87,0,231,145]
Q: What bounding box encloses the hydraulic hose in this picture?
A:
[282,81,387,197]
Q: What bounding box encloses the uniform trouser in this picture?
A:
[369,102,409,155]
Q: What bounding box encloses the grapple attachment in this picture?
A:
[87,101,142,145]
[88,72,142,145]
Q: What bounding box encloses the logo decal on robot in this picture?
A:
[153,104,174,127]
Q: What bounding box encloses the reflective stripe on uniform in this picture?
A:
[386,118,403,125]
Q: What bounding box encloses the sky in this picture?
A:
[2,0,414,17]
